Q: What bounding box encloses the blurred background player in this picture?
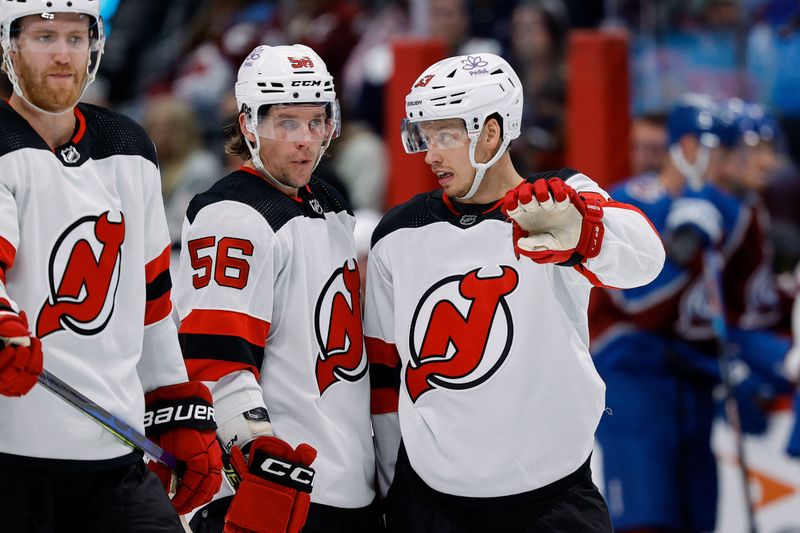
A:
[0,0,222,531]
[173,44,377,533]
[365,52,664,533]
[589,92,792,532]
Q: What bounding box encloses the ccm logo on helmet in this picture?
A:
[291,80,322,87]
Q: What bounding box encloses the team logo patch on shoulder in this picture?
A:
[37,211,125,338]
[406,265,518,401]
[314,259,368,394]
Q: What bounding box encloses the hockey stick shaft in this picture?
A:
[37,367,181,472]
[0,336,180,472]
[701,250,758,533]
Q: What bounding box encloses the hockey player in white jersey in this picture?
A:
[173,45,377,533]
[0,0,223,530]
[364,53,665,532]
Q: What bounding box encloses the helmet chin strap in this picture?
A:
[455,136,511,201]
[669,143,711,192]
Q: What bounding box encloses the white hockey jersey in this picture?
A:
[173,167,375,509]
[365,169,665,498]
[0,102,187,466]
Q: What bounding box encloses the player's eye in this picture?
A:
[279,119,300,131]
[68,35,87,47]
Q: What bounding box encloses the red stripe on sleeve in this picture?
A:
[371,388,399,415]
[572,264,618,289]
[365,336,400,367]
[180,309,270,348]
[144,291,172,325]
[145,246,171,283]
[186,358,260,382]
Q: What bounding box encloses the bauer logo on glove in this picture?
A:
[502,175,605,266]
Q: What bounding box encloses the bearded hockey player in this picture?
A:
[364,53,664,532]
[0,0,222,530]
[173,44,377,533]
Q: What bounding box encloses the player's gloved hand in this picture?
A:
[0,305,43,396]
[502,177,604,265]
[144,381,223,514]
[663,195,722,267]
[724,359,775,435]
[224,436,317,533]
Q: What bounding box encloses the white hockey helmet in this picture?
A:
[402,53,523,200]
[0,0,105,114]
[235,44,340,138]
[234,44,340,186]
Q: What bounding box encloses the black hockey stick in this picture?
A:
[701,250,758,533]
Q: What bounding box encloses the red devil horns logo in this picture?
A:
[37,212,125,338]
[315,259,368,394]
[406,266,518,402]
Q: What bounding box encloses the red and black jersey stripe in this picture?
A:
[144,246,172,325]
[179,309,270,381]
[366,336,401,415]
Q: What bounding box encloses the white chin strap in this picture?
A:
[456,137,512,201]
[244,127,333,191]
[669,143,710,192]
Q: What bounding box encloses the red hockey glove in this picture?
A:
[502,178,604,266]
[224,436,317,533]
[0,306,42,397]
[144,381,223,514]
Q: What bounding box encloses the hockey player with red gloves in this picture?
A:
[173,44,377,533]
[0,1,221,530]
[365,53,664,532]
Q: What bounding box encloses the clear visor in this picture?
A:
[401,118,470,154]
[252,101,341,142]
[9,13,103,54]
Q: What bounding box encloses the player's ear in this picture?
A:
[483,117,501,150]
[239,112,256,144]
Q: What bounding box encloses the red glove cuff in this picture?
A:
[144,381,216,436]
[562,189,605,266]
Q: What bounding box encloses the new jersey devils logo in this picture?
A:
[406,266,518,402]
[314,259,368,394]
[37,212,125,338]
